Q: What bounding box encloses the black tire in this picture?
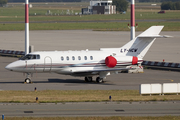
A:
[85,77,88,82]
[25,78,31,83]
[85,77,93,82]
[88,77,92,82]
[96,77,103,83]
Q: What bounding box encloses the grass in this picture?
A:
[0,90,180,103]
[3,116,180,120]
[0,5,180,22]
[0,3,180,31]
[0,21,180,31]
[0,10,180,22]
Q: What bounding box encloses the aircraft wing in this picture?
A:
[72,67,133,76]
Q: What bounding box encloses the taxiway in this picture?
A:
[1,102,180,117]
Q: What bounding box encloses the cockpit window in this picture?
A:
[20,54,40,60]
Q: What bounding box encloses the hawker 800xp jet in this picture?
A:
[5,26,170,83]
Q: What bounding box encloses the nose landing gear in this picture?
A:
[25,78,31,84]
[24,73,32,84]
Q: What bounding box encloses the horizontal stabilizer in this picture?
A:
[138,26,164,37]
[138,35,172,38]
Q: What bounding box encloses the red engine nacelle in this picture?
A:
[105,56,117,68]
[132,56,138,65]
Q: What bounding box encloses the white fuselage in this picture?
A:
[6,50,142,77]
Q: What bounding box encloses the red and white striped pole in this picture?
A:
[25,0,29,55]
[131,0,135,40]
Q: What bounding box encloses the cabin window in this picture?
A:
[78,56,81,60]
[66,56,69,61]
[36,55,40,59]
[20,54,40,60]
[84,56,87,60]
[90,56,93,60]
[72,56,75,60]
[61,56,64,61]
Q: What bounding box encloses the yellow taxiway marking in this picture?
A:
[170,79,174,82]
[159,79,174,82]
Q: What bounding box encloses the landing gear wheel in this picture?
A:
[85,77,93,82]
[96,77,103,83]
[25,78,31,84]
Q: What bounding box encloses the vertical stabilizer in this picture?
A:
[121,26,164,59]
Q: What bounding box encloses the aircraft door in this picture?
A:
[44,56,52,72]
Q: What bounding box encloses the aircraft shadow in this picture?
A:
[46,78,114,85]
[48,78,84,83]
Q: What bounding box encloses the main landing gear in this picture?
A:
[85,77,92,82]
[84,77,104,83]
[96,77,103,83]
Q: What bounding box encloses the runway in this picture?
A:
[1,102,180,117]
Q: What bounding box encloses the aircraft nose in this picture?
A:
[5,63,13,71]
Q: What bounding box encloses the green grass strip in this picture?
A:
[0,21,180,31]
[0,90,180,103]
[0,9,180,22]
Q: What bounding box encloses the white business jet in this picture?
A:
[5,26,168,83]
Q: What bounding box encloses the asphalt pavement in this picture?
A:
[0,30,180,117]
[1,101,180,117]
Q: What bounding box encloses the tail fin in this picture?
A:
[121,26,167,59]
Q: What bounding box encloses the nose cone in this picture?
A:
[5,60,20,71]
[5,63,14,71]
[5,60,24,72]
